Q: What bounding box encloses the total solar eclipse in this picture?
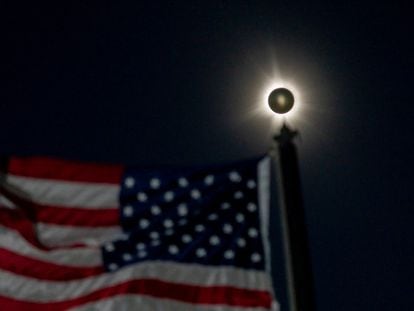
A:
[268,88,295,114]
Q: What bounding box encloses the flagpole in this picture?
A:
[273,123,316,311]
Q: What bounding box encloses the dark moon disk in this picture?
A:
[268,88,295,114]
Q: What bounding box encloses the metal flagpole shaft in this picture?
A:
[273,123,316,311]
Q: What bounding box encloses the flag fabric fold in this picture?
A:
[0,156,278,310]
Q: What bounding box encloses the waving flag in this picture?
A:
[0,156,278,310]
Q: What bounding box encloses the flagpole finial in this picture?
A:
[273,123,298,145]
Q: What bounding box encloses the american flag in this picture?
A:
[0,156,278,310]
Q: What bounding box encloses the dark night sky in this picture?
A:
[1,2,413,310]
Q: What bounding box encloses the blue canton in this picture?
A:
[102,158,266,272]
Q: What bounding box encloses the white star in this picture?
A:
[164,191,174,202]
[229,171,242,182]
[136,243,146,251]
[209,235,220,245]
[178,219,188,226]
[208,213,218,221]
[137,250,147,258]
[168,245,179,255]
[151,205,161,215]
[124,177,135,188]
[150,178,161,189]
[177,203,188,216]
[123,205,133,217]
[223,223,233,234]
[221,202,230,210]
[247,202,257,212]
[195,224,205,232]
[150,231,159,240]
[137,192,148,202]
[204,175,214,186]
[224,250,235,259]
[139,219,150,229]
[178,177,188,187]
[251,253,262,263]
[151,240,160,247]
[236,213,245,223]
[248,228,259,238]
[122,253,132,261]
[237,238,246,247]
[191,189,201,199]
[119,233,129,240]
[182,234,192,243]
[163,219,174,228]
[196,248,207,258]
[104,243,115,252]
[247,179,256,189]
[165,229,174,236]
[234,191,244,199]
[108,263,118,271]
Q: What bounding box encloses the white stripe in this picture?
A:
[0,261,272,302]
[72,294,273,311]
[258,157,279,311]
[258,156,272,273]
[36,223,123,247]
[6,175,119,208]
[0,194,15,209]
[0,225,102,267]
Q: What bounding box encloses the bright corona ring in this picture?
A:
[258,80,303,125]
[268,88,294,114]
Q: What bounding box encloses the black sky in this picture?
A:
[2,2,413,310]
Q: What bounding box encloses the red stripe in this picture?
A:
[0,207,45,250]
[1,177,119,227]
[8,157,124,184]
[0,183,37,220]
[0,248,104,281]
[0,279,272,310]
[1,181,119,227]
[37,205,119,227]
[0,207,94,250]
